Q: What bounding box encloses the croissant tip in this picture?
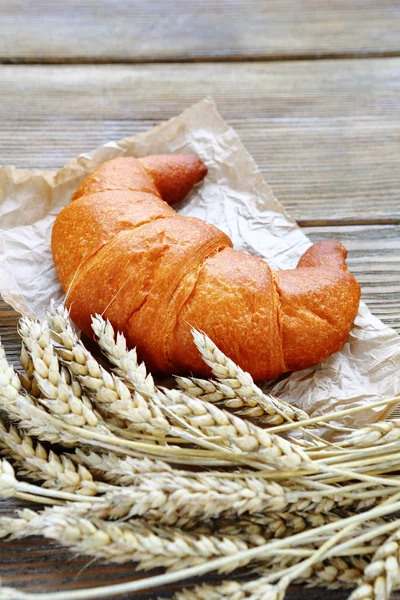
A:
[197,159,208,181]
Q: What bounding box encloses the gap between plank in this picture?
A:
[2,50,400,65]
[298,218,400,227]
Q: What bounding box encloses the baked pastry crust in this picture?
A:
[52,155,360,380]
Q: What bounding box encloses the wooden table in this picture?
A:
[0,1,399,598]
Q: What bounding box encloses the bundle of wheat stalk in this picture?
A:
[1,302,400,599]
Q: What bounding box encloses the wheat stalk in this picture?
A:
[53,307,310,471]
[0,509,397,600]
[0,332,246,467]
[4,301,400,600]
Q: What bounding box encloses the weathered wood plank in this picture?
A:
[1,1,400,62]
[0,61,400,222]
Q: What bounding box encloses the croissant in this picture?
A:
[52,154,361,381]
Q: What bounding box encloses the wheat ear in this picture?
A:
[170,554,371,600]
[74,448,172,482]
[0,512,396,600]
[0,420,99,495]
[81,470,338,525]
[159,388,311,471]
[171,579,286,600]
[191,329,309,425]
[46,303,174,436]
[18,316,49,397]
[0,344,248,467]
[64,308,310,470]
[348,529,400,599]
[347,421,400,449]
[0,505,270,572]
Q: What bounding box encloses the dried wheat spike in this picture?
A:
[0,420,98,495]
[348,529,400,599]
[159,388,310,471]
[91,314,156,397]
[172,554,370,600]
[192,330,309,425]
[348,421,400,448]
[0,505,267,573]
[82,471,340,525]
[18,316,51,397]
[75,448,172,484]
[61,307,308,468]
[173,580,286,600]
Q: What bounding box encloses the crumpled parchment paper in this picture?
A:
[1,97,399,429]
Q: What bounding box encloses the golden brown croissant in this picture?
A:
[52,155,361,381]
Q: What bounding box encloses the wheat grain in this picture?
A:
[192,330,309,425]
[176,376,228,404]
[0,457,18,498]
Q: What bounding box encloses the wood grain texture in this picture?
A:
[1,0,400,62]
[1,61,400,222]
